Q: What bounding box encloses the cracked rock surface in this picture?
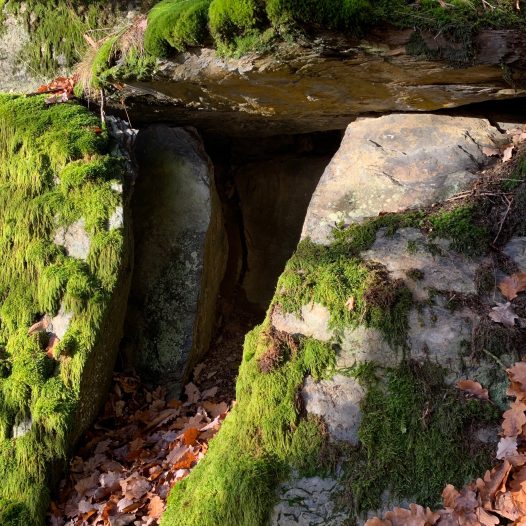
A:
[302,114,504,244]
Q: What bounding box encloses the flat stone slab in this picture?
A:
[302,114,503,244]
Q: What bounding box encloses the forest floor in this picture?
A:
[47,291,260,526]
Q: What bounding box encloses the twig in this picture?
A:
[493,195,513,244]
[100,88,106,125]
[480,347,507,369]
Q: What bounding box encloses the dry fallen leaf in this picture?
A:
[148,495,164,519]
[482,146,501,157]
[345,296,356,311]
[489,302,519,328]
[182,427,200,446]
[497,437,519,460]
[502,400,526,437]
[499,273,526,301]
[184,382,201,404]
[502,144,515,163]
[457,379,489,400]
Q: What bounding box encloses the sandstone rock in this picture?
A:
[121,30,526,135]
[362,227,479,301]
[54,219,91,260]
[125,125,226,391]
[50,305,74,340]
[271,303,333,342]
[302,114,503,244]
[339,326,398,369]
[408,304,475,375]
[302,374,365,444]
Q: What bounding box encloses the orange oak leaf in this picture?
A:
[499,273,526,301]
[502,400,526,437]
[182,427,200,446]
[457,380,489,400]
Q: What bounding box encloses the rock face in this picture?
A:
[121,29,526,135]
[125,125,227,391]
[302,114,503,244]
[235,152,333,310]
[265,113,518,523]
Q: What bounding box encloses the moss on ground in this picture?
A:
[161,327,336,526]
[144,0,212,56]
[346,361,499,514]
[155,0,523,57]
[0,95,125,524]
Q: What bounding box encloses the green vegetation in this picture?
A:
[0,95,125,524]
[429,205,489,255]
[0,0,135,78]
[274,238,413,348]
[84,0,526,85]
[145,0,212,56]
[347,361,499,513]
[161,328,336,526]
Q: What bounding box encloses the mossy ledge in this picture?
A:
[161,212,497,525]
[0,95,130,525]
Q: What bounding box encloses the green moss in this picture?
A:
[346,361,499,514]
[1,0,131,78]
[266,0,374,33]
[144,0,212,57]
[162,329,336,526]
[0,95,125,524]
[428,205,489,255]
[275,232,413,348]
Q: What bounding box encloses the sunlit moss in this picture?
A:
[0,94,125,524]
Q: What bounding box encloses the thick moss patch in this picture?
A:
[161,326,336,526]
[0,0,140,78]
[0,95,125,524]
[346,361,499,514]
[142,0,524,58]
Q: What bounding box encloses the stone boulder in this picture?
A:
[124,125,227,392]
[302,114,504,244]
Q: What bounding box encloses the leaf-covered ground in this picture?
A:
[47,290,257,526]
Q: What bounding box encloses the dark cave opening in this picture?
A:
[120,126,343,398]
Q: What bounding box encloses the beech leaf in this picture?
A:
[457,379,489,400]
[498,272,526,301]
[489,302,519,328]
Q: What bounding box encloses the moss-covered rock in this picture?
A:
[160,118,526,526]
[0,96,132,524]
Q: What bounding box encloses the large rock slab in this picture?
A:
[125,125,227,391]
[302,114,504,244]
[120,30,526,135]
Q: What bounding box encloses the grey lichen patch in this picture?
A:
[408,303,475,378]
[302,374,365,445]
[271,475,347,526]
[54,218,91,260]
[503,236,526,271]
[139,232,204,388]
[338,326,399,370]
[271,303,333,342]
